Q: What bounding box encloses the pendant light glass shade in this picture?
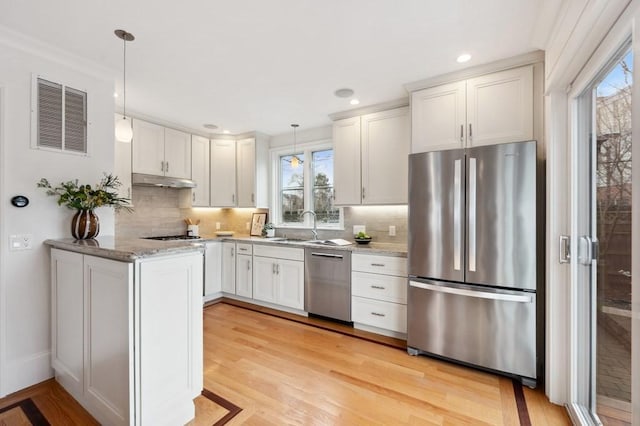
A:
[115,116,133,142]
[114,29,134,143]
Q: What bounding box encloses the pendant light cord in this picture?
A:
[122,35,127,119]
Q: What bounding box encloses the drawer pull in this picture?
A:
[371,285,386,290]
[371,263,385,267]
[371,312,386,317]
[239,248,248,251]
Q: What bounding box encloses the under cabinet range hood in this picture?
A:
[132,173,197,188]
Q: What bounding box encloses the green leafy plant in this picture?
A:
[37,173,133,212]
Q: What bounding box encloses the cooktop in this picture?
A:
[143,235,202,241]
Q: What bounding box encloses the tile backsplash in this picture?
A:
[116,187,407,245]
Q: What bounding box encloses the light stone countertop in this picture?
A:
[44,236,205,262]
[197,234,407,257]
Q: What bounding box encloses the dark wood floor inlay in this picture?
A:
[202,388,242,426]
[0,398,50,426]
[513,379,532,426]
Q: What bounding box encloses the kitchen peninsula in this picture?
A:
[44,237,204,426]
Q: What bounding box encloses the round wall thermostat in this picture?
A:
[11,195,29,208]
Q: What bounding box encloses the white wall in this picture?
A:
[0,37,115,396]
[269,125,332,148]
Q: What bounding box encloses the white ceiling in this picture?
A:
[1,0,549,137]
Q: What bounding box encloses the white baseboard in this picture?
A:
[3,350,53,396]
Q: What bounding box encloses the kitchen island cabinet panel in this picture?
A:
[49,246,203,426]
[51,249,85,397]
[84,255,132,426]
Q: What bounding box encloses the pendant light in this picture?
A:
[115,29,135,143]
[291,124,301,168]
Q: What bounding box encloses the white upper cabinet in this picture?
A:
[236,137,257,207]
[209,136,268,208]
[333,107,410,206]
[163,128,192,179]
[132,119,191,179]
[210,139,237,207]
[465,66,533,147]
[411,82,466,152]
[132,119,165,176]
[411,65,533,153]
[361,107,410,204]
[190,135,210,207]
[333,116,362,206]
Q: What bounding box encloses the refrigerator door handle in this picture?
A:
[409,281,532,303]
[453,159,462,271]
[468,157,477,272]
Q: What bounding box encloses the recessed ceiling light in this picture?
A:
[203,124,218,130]
[350,99,360,105]
[457,53,472,63]
[334,88,354,98]
[223,130,230,134]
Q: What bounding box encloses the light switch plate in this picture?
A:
[353,225,366,235]
[216,222,221,230]
[9,234,33,251]
[389,225,396,236]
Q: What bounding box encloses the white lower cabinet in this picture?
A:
[351,253,408,337]
[235,243,253,298]
[204,241,222,300]
[221,242,236,294]
[50,248,203,426]
[252,245,304,310]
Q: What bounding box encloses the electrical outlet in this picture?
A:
[216,222,221,230]
[246,222,250,230]
[389,225,396,236]
[353,225,366,235]
[9,234,33,251]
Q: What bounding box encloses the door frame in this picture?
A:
[565,5,639,423]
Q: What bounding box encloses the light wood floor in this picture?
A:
[0,302,571,425]
[204,303,570,425]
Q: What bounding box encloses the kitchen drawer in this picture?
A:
[253,244,304,261]
[236,243,253,255]
[352,272,407,304]
[352,254,407,277]
[352,296,407,334]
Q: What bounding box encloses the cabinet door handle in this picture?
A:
[469,123,472,141]
[166,161,169,173]
[371,285,386,290]
[276,264,280,275]
[161,161,165,172]
[192,192,196,202]
[371,263,385,267]
[272,263,276,274]
[371,312,386,317]
[362,187,366,199]
[232,194,235,203]
[247,260,251,271]
[231,248,234,257]
[460,124,464,143]
[251,193,255,203]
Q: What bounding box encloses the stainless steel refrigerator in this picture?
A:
[407,140,538,387]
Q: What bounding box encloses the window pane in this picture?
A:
[312,149,339,224]
[280,154,304,223]
[594,49,633,416]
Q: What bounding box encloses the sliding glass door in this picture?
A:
[570,42,634,426]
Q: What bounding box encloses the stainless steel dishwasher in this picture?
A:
[304,248,352,322]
